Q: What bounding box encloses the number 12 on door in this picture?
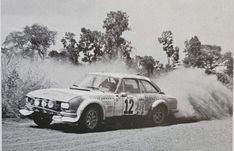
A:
[124,98,135,114]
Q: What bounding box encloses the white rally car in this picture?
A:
[20,72,178,131]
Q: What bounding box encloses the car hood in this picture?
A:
[27,88,108,102]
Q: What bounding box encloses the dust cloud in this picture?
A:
[17,59,233,120]
[155,68,233,120]
[17,59,133,87]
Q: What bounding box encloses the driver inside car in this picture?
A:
[99,78,119,92]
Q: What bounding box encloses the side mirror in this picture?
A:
[159,91,165,95]
[120,92,127,97]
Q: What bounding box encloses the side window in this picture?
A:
[99,77,119,92]
[117,80,124,93]
[139,80,147,93]
[140,80,159,93]
[123,79,140,94]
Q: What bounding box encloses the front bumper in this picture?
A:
[19,108,80,123]
[19,109,34,116]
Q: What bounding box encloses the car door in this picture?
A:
[114,78,145,116]
[138,79,162,115]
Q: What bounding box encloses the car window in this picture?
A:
[140,80,159,93]
[78,74,119,93]
[123,79,140,94]
[116,80,123,93]
[99,77,119,92]
[139,80,147,93]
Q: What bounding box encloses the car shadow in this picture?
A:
[30,116,200,134]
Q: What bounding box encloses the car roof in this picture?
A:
[89,72,150,81]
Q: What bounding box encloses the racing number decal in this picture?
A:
[124,98,134,114]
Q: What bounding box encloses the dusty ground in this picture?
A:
[2,118,232,151]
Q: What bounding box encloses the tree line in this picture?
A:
[2,10,233,80]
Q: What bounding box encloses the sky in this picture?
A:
[1,0,234,63]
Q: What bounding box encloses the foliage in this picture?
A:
[2,24,56,59]
[158,31,179,65]
[48,50,67,61]
[103,11,130,38]
[183,36,233,89]
[61,32,80,64]
[183,37,223,70]
[103,11,132,59]
[172,46,180,63]
[1,55,52,117]
[221,51,233,76]
[158,31,174,64]
[183,36,203,67]
[78,28,105,63]
[201,48,221,70]
[138,56,156,77]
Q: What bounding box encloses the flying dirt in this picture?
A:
[15,58,233,121]
[155,68,233,120]
[2,58,233,151]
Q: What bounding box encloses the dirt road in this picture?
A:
[2,118,232,151]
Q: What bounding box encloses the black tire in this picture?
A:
[79,106,101,132]
[151,105,167,126]
[33,114,52,128]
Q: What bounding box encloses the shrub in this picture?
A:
[1,55,52,117]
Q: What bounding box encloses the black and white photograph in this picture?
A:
[1,0,233,151]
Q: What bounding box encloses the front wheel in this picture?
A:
[79,106,100,132]
[151,105,167,126]
[33,114,52,127]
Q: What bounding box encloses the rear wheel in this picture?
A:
[79,106,100,132]
[33,114,52,127]
[151,105,167,126]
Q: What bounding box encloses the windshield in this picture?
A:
[77,74,120,93]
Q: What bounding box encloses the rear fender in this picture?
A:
[151,99,168,115]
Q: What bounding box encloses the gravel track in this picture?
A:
[2,118,232,151]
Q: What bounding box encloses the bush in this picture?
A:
[1,55,52,117]
[216,72,233,90]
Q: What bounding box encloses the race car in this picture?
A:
[20,72,178,131]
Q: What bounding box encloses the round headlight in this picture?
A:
[34,99,40,106]
[61,103,69,109]
[48,100,54,108]
[41,99,47,107]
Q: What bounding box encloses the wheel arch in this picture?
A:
[77,99,106,122]
[151,99,169,115]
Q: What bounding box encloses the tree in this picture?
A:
[2,24,56,59]
[2,32,27,57]
[172,46,179,64]
[48,50,67,60]
[61,32,80,64]
[103,11,131,59]
[183,36,203,67]
[48,50,59,58]
[78,28,105,63]
[222,51,233,76]
[202,48,221,70]
[139,56,156,77]
[158,31,174,65]
[103,11,130,39]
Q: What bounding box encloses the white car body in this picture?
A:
[20,72,178,129]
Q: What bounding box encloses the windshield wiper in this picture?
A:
[87,86,105,92]
[72,84,79,87]
[87,86,99,90]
